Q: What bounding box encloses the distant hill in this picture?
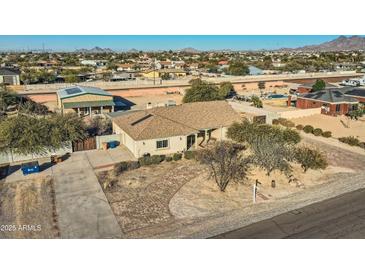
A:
[128,48,139,53]
[290,36,365,52]
[76,46,114,53]
[180,47,200,53]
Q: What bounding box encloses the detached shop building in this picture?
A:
[112,101,241,158]
[57,86,115,116]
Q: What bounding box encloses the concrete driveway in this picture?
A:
[83,145,136,170]
[51,153,122,238]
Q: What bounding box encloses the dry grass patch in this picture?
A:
[0,177,59,239]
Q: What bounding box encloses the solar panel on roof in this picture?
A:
[66,87,82,95]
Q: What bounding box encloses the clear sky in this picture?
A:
[0,35,350,51]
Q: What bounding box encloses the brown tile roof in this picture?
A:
[113,101,241,140]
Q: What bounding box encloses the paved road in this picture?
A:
[213,189,365,239]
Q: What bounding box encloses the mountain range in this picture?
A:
[286,36,365,52]
[75,46,114,53]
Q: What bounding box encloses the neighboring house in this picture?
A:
[117,63,135,71]
[296,81,338,94]
[57,86,116,116]
[111,101,241,158]
[110,72,136,81]
[142,69,187,79]
[343,88,365,104]
[81,60,108,67]
[296,89,359,116]
[0,67,21,85]
[248,66,263,75]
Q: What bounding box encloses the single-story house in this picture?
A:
[296,89,359,116]
[342,88,365,104]
[112,101,242,158]
[117,63,135,71]
[296,81,338,94]
[0,67,20,85]
[57,86,117,116]
[110,72,136,81]
[142,69,187,79]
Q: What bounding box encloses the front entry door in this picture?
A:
[187,135,196,150]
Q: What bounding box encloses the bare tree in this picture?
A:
[197,141,250,192]
[249,135,294,177]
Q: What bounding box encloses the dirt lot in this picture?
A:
[98,138,360,238]
[290,114,365,141]
[126,94,183,109]
[0,177,59,239]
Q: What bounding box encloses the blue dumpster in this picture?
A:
[108,141,119,149]
[21,161,40,175]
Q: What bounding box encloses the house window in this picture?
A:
[156,139,169,149]
[335,104,341,112]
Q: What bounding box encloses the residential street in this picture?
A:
[213,188,365,239]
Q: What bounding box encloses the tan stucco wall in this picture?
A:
[135,136,187,158]
[62,94,112,103]
[210,127,228,140]
[113,121,187,158]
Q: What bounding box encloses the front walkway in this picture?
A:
[52,153,122,238]
[82,145,136,170]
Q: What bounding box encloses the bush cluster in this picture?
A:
[312,128,323,136]
[321,131,332,138]
[338,136,361,147]
[138,154,165,166]
[295,124,304,130]
[296,124,332,138]
[113,161,140,176]
[173,153,183,161]
[275,118,295,128]
[303,125,314,134]
[184,151,197,160]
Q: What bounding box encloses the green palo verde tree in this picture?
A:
[227,120,301,177]
[0,113,87,156]
[183,79,225,103]
[312,79,326,92]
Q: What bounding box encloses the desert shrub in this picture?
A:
[359,142,365,149]
[281,128,301,144]
[296,124,304,130]
[228,119,301,145]
[165,156,173,162]
[272,119,279,125]
[294,146,328,172]
[197,141,249,191]
[321,131,332,138]
[138,156,153,166]
[184,151,197,160]
[151,155,164,164]
[338,136,361,146]
[276,118,294,128]
[303,125,314,134]
[312,128,323,136]
[113,161,140,176]
[172,153,182,161]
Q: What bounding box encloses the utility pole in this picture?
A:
[152,58,156,86]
